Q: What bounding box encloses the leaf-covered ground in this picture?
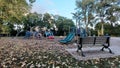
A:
[0,37,120,68]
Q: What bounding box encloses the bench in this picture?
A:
[76,36,113,57]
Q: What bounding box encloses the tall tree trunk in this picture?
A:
[101,23,104,36]
[101,18,104,36]
[110,22,113,36]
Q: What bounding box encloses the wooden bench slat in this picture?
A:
[95,37,107,44]
[82,37,95,44]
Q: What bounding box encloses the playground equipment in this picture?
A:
[44,30,54,39]
[79,28,87,37]
[59,27,75,44]
[45,31,53,37]
[59,27,87,44]
[24,26,43,39]
[33,32,42,39]
[59,32,75,44]
[24,31,42,39]
[24,31,32,39]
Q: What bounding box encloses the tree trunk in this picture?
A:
[101,23,104,36]
[16,30,21,37]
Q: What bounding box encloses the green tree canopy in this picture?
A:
[0,0,31,24]
[75,0,95,32]
[74,0,120,36]
[0,0,35,35]
[55,15,75,35]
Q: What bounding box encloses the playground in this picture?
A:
[0,36,120,67]
[0,0,120,68]
[0,26,120,67]
[0,24,120,68]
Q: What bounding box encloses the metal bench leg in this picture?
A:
[77,44,85,57]
[101,44,113,54]
[101,47,104,51]
[108,48,113,53]
[77,49,85,57]
[81,49,85,57]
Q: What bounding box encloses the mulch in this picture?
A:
[0,37,120,68]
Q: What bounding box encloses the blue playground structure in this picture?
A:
[24,31,32,39]
[44,30,54,37]
[77,28,87,38]
[59,27,75,44]
[59,32,75,44]
[59,27,87,44]
[24,31,42,39]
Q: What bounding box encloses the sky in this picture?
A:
[31,0,76,19]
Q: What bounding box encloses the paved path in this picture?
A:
[66,37,120,60]
[110,37,120,55]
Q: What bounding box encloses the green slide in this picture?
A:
[59,32,75,44]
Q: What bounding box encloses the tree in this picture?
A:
[75,0,95,35]
[74,0,120,36]
[43,13,53,29]
[94,0,120,35]
[0,0,35,36]
[29,0,36,3]
[95,22,120,36]
[55,16,75,36]
[0,0,31,23]
[23,12,39,30]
